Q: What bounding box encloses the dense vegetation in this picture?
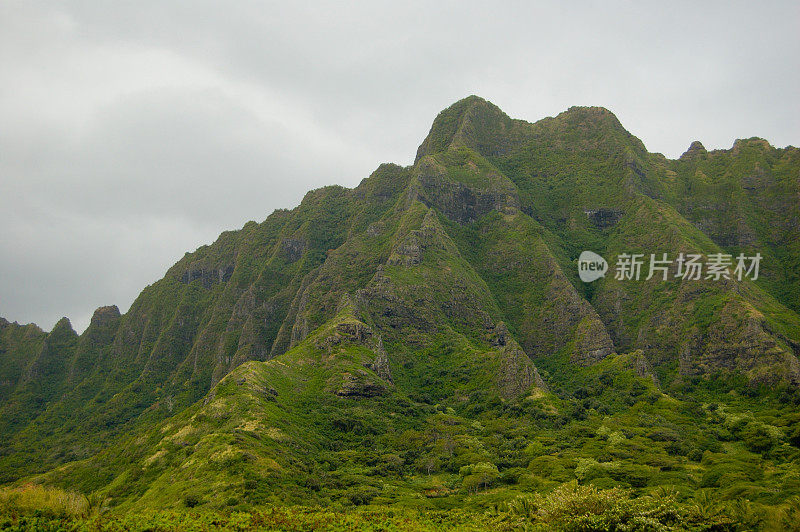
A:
[1,96,799,530]
[3,482,800,530]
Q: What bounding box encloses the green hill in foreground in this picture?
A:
[2,96,800,530]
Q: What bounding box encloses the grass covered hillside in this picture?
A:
[1,96,799,531]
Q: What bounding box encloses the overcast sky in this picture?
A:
[1,1,798,333]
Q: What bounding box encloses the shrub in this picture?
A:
[459,462,499,493]
[610,463,652,488]
[688,448,704,462]
[183,494,201,508]
[503,481,685,530]
[741,423,776,453]
[789,425,800,448]
[346,486,379,506]
[646,429,680,442]
[499,467,525,485]
[529,456,571,482]
[574,458,607,483]
[0,484,88,519]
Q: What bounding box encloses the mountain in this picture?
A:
[1,97,799,526]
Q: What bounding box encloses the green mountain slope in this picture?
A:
[1,96,799,523]
[0,319,46,404]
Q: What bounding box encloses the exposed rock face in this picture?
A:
[386,234,422,267]
[416,172,519,224]
[309,316,395,398]
[584,208,623,229]
[490,322,510,347]
[495,339,545,399]
[313,310,394,386]
[628,349,660,388]
[271,269,319,356]
[573,317,616,365]
[335,322,370,343]
[535,267,615,365]
[412,158,519,225]
[179,266,234,288]
[316,320,371,351]
[279,238,308,263]
[334,370,388,398]
[90,305,121,328]
[682,300,800,385]
[369,340,393,383]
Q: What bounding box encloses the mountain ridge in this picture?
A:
[1,97,799,520]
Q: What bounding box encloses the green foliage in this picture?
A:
[459,462,499,493]
[0,506,512,531]
[0,484,89,520]
[1,96,800,529]
[503,482,689,531]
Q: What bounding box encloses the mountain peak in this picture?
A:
[89,305,121,328]
[680,140,707,159]
[732,137,772,155]
[554,105,628,133]
[51,317,76,336]
[415,95,511,163]
[2,97,800,520]
[563,105,617,117]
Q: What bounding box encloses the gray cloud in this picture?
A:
[1,1,798,332]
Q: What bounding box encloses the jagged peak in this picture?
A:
[297,184,350,209]
[89,305,121,328]
[50,317,76,336]
[416,98,649,167]
[552,106,634,139]
[0,316,45,333]
[415,95,511,163]
[731,137,773,154]
[561,105,619,119]
[680,140,707,159]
